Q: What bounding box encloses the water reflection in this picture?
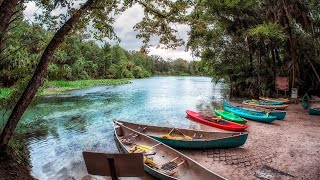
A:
[14,76,228,179]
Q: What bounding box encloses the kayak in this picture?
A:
[214,109,247,124]
[113,121,226,180]
[239,104,286,120]
[223,101,277,123]
[242,100,288,110]
[256,101,283,105]
[309,108,320,115]
[259,97,290,104]
[245,99,283,105]
[115,120,248,149]
[302,92,310,109]
[185,110,248,131]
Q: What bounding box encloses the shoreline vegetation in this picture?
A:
[0,79,131,99]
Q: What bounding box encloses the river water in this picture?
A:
[17,76,228,179]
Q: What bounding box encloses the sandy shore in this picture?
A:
[179,104,320,180]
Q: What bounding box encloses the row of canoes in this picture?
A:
[111,98,289,179]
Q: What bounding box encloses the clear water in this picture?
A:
[16,76,228,179]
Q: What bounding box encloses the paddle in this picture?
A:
[160,128,192,141]
[160,156,185,175]
[173,128,192,140]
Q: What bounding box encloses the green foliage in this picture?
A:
[247,22,287,41]
[188,0,320,97]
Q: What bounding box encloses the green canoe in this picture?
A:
[302,92,310,109]
[214,109,247,124]
[115,120,248,149]
[309,108,320,115]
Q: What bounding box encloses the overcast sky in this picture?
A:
[24,2,198,61]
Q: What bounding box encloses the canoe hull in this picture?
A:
[239,103,286,120]
[116,120,248,149]
[151,134,248,149]
[309,108,320,115]
[214,109,247,124]
[259,97,289,104]
[224,101,276,123]
[269,111,286,120]
[114,121,226,180]
[242,102,288,110]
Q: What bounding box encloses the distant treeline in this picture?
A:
[0,20,205,87]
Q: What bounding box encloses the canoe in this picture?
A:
[259,97,290,104]
[185,110,248,131]
[309,108,320,115]
[223,101,277,123]
[214,109,247,124]
[302,92,310,109]
[113,121,225,180]
[238,104,286,120]
[115,120,248,149]
[256,101,283,105]
[242,100,288,110]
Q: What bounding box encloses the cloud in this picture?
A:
[24,2,197,61]
[148,45,199,61]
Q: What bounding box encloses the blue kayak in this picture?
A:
[240,106,286,120]
[224,101,277,123]
[244,100,283,105]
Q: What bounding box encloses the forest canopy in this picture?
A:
[187,0,320,97]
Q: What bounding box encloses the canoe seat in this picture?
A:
[198,115,229,125]
[193,133,203,139]
[160,156,185,175]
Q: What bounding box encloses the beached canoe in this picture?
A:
[242,100,288,110]
[259,97,290,104]
[214,109,247,124]
[302,92,310,109]
[309,108,320,115]
[237,104,286,120]
[185,110,248,131]
[223,101,277,123]
[113,121,225,180]
[115,120,248,149]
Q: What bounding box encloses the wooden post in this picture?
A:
[107,154,118,180]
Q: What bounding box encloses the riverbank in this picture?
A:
[0,144,34,180]
[0,79,131,99]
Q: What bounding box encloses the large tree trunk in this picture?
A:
[0,0,20,58]
[0,0,94,152]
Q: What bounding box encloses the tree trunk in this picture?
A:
[0,0,20,58]
[288,29,296,88]
[0,0,94,152]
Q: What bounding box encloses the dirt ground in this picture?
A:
[180,104,320,180]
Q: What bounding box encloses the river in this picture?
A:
[17,76,228,179]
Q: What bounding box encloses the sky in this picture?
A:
[24,2,198,61]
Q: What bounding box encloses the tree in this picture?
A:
[0,0,191,151]
[187,0,320,97]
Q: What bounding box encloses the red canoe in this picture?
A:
[186,110,248,131]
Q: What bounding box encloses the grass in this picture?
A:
[0,88,13,100]
[0,79,131,98]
